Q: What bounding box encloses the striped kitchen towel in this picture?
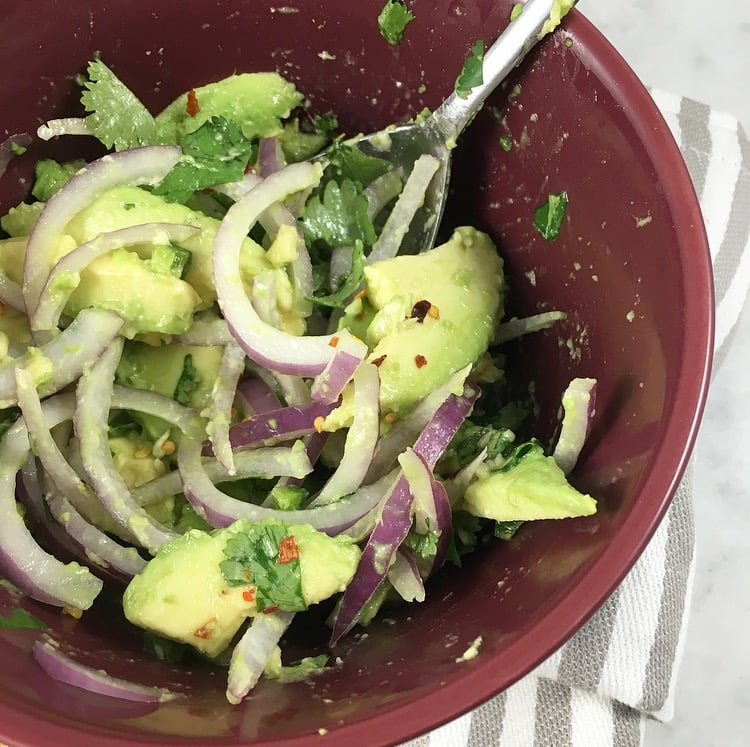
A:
[403,94,750,747]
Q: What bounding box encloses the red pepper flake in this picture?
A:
[186,89,200,117]
[242,589,256,603]
[410,299,432,324]
[263,605,281,615]
[278,535,300,564]
[371,354,387,367]
[328,335,340,348]
[415,354,428,369]
[193,625,212,640]
[244,160,255,174]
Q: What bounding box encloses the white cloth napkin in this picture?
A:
[404,91,750,747]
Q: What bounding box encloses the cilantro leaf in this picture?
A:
[310,240,366,308]
[402,526,439,560]
[0,608,46,630]
[455,39,485,100]
[173,354,201,406]
[300,179,377,249]
[494,520,524,541]
[154,116,253,204]
[378,0,415,45]
[220,521,306,613]
[533,190,569,241]
[80,56,157,150]
[311,112,339,139]
[445,510,485,567]
[324,141,392,186]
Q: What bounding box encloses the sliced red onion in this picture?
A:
[251,270,281,328]
[495,310,567,344]
[226,611,295,704]
[132,446,310,507]
[33,635,178,702]
[176,315,234,346]
[367,154,440,263]
[365,365,471,482]
[36,118,94,141]
[310,333,368,405]
[0,271,25,312]
[309,362,380,506]
[552,377,598,475]
[387,549,425,603]
[14,368,145,578]
[32,223,200,333]
[329,472,415,644]
[0,417,103,609]
[75,339,179,555]
[214,162,366,376]
[179,433,388,533]
[235,375,282,418]
[23,145,182,314]
[257,136,286,177]
[0,308,124,408]
[268,429,328,498]
[0,133,32,179]
[208,399,337,455]
[206,340,246,474]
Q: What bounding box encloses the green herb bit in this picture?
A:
[9,142,27,156]
[0,608,46,630]
[219,521,307,613]
[402,526,439,560]
[498,135,513,152]
[270,654,330,683]
[533,190,569,241]
[510,2,525,21]
[80,55,157,150]
[378,0,415,45]
[310,240,366,309]
[173,353,201,407]
[312,112,340,139]
[455,39,485,100]
[325,141,392,186]
[494,520,524,541]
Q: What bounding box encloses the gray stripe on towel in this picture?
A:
[556,584,623,691]
[467,692,506,746]
[612,701,644,747]
[532,679,572,747]
[638,476,695,713]
[678,98,712,199]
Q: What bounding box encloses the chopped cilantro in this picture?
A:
[494,520,524,541]
[80,56,157,150]
[300,178,377,249]
[310,240,366,308]
[498,135,513,152]
[0,408,20,439]
[10,141,27,156]
[153,116,253,204]
[324,141,392,186]
[377,0,415,45]
[533,190,569,241]
[311,112,340,139]
[143,632,186,663]
[455,39,485,100]
[500,439,544,472]
[0,608,46,630]
[402,526,439,560]
[446,510,485,567]
[173,354,201,406]
[220,521,307,613]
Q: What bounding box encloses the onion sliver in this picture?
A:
[33,635,177,702]
[388,549,425,603]
[0,416,103,609]
[14,370,145,578]
[75,339,178,555]
[235,376,282,418]
[23,145,182,315]
[310,333,368,405]
[37,117,94,141]
[367,154,440,263]
[226,612,295,705]
[213,161,365,376]
[179,434,388,534]
[0,272,25,312]
[32,223,200,333]
[176,317,234,346]
[309,363,380,506]
[0,308,124,408]
[552,377,597,475]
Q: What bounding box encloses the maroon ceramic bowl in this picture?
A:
[0,1,713,745]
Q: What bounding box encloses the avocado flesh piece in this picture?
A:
[463,450,597,522]
[356,226,504,415]
[123,519,361,658]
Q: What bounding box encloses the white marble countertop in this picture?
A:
[580,2,750,746]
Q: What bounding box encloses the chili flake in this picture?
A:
[328,335,340,348]
[415,354,428,369]
[186,88,200,117]
[242,589,256,603]
[371,354,387,367]
[262,605,281,615]
[278,535,300,564]
[194,625,212,640]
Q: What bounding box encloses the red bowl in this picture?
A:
[0,1,713,745]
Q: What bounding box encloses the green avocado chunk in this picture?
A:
[123,519,361,658]
[155,72,303,144]
[351,226,504,415]
[462,449,596,522]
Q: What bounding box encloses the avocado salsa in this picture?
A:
[0,59,595,703]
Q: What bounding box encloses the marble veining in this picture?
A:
[580,2,750,745]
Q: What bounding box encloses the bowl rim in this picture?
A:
[0,6,715,747]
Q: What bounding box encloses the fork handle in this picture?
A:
[431,0,575,142]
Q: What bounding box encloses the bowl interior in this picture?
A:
[0,2,713,746]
